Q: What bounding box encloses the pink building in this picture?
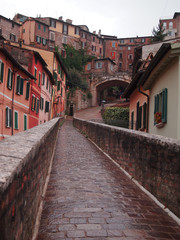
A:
[39,67,54,124]
[0,47,35,140]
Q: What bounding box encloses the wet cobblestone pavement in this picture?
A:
[37,119,180,240]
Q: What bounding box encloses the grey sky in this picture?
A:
[1,0,180,38]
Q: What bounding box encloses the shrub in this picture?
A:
[102,107,129,128]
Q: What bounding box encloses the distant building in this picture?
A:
[0,15,20,42]
[160,12,180,40]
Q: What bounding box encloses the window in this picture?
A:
[10,34,16,42]
[143,103,147,129]
[49,84,51,94]
[43,26,46,32]
[120,39,124,44]
[38,24,41,30]
[128,54,133,60]
[14,111,18,129]
[62,36,67,44]
[120,46,123,50]
[111,51,116,60]
[61,87,63,96]
[31,95,36,111]
[110,64,113,71]
[36,36,41,43]
[42,72,45,85]
[119,53,123,59]
[24,114,27,131]
[92,45,96,52]
[75,27,80,35]
[16,76,24,95]
[119,62,122,68]
[169,22,173,30]
[163,22,167,30]
[93,36,95,42]
[45,101,49,112]
[46,77,49,90]
[34,67,37,81]
[128,46,131,50]
[12,23,14,28]
[36,98,39,114]
[38,72,41,86]
[96,62,102,69]
[82,42,85,49]
[130,39,134,43]
[141,38,145,43]
[154,88,167,124]
[50,19,56,28]
[82,32,86,39]
[7,68,13,90]
[112,42,116,48]
[136,102,142,130]
[87,63,91,70]
[25,82,30,100]
[49,31,55,41]
[40,97,44,110]
[6,107,12,128]
[63,24,68,34]
[42,38,47,45]
[100,48,102,54]
[0,60,4,83]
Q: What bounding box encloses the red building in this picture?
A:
[4,44,48,128]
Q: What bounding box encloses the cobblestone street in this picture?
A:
[36,119,180,240]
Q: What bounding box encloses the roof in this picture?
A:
[33,51,47,67]
[138,43,171,89]
[0,47,35,79]
[122,70,144,98]
[173,12,180,19]
[54,52,68,77]
[24,17,49,27]
[0,15,21,26]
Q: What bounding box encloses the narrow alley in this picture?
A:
[36,119,180,240]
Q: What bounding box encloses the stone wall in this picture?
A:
[73,117,180,219]
[0,117,63,240]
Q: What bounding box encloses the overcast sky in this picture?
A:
[1,0,180,38]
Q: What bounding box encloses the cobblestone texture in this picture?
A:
[36,119,180,240]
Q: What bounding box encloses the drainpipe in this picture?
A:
[11,68,18,136]
[138,86,149,133]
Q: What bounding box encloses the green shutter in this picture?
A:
[14,112,18,129]
[143,103,147,129]
[7,69,10,89]
[136,102,139,130]
[45,101,49,112]
[0,62,4,82]
[57,81,60,91]
[139,106,142,129]
[24,115,27,130]
[11,71,13,89]
[162,88,167,123]
[26,82,30,99]
[20,78,24,95]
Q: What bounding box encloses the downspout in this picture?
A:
[12,68,19,136]
[138,86,149,133]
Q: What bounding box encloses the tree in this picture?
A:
[151,23,167,43]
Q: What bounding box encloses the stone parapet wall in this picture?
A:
[73,117,180,219]
[0,117,63,240]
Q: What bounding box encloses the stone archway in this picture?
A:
[90,74,131,106]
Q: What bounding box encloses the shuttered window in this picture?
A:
[154,88,168,124]
[7,68,13,90]
[38,72,41,86]
[40,97,44,110]
[16,76,24,95]
[31,95,36,111]
[42,72,45,85]
[6,107,12,128]
[36,98,39,114]
[0,61,4,83]
[46,77,49,90]
[45,101,49,112]
[26,82,30,100]
[143,102,147,129]
[57,81,61,91]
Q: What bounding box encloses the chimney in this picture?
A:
[59,16,63,21]
[98,29,101,36]
[93,31,96,34]
[66,19,73,24]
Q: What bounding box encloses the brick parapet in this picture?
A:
[0,117,63,240]
[73,117,180,219]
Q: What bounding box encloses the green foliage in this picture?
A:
[151,23,167,43]
[87,91,92,99]
[102,107,129,128]
[55,44,95,90]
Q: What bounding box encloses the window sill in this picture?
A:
[156,122,165,128]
